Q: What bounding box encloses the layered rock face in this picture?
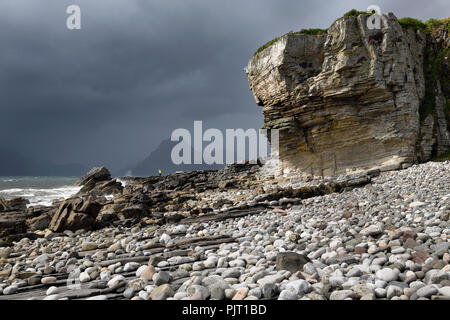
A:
[246,13,450,177]
[415,22,450,160]
[49,198,102,232]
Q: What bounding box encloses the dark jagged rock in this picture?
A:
[119,204,149,220]
[0,197,8,212]
[5,232,40,243]
[76,167,123,196]
[26,214,51,231]
[0,197,29,212]
[0,158,377,239]
[76,167,111,186]
[49,198,102,232]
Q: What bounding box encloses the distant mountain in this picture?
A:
[125,139,225,177]
[0,147,88,176]
[124,133,272,177]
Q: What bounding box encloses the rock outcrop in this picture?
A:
[0,197,8,212]
[76,167,111,186]
[0,161,377,239]
[0,197,29,212]
[76,167,123,196]
[48,198,102,232]
[246,13,450,177]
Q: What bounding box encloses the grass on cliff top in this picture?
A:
[253,28,327,58]
[426,18,450,28]
[398,18,428,32]
[425,17,450,36]
[253,9,372,58]
[253,36,283,58]
[343,9,370,17]
[334,9,374,22]
[399,17,450,33]
[253,10,449,58]
[297,28,328,35]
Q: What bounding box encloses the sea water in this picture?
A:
[0,176,81,207]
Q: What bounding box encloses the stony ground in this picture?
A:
[0,161,449,300]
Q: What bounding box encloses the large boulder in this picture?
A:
[48,198,102,232]
[246,13,450,177]
[76,167,111,186]
[119,204,149,220]
[26,214,51,231]
[0,197,29,212]
[76,167,123,196]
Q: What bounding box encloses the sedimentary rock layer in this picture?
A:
[246,13,450,177]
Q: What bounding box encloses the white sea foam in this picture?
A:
[116,178,127,187]
[0,185,81,207]
[104,194,114,200]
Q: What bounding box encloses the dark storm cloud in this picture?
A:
[0,0,448,170]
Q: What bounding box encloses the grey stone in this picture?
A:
[278,288,298,300]
[351,283,374,299]
[375,288,387,298]
[386,285,403,299]
[285,279,310,295]
[416,285,438,298]
[346,267,362,278]
[3,285,18,295]
[150,284,174,300]
[153,271,170,286]
[376,268,399,282]
[276,252,310,273]
[222,269,241,279]
[210,284,225,300]
[438,286,450,297]
[262,283,278,299]
[329,290,355,300]
[248,287,262,299]
[123,288,135,299]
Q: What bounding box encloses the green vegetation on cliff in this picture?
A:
[398,17,450,33]
[385,17,450,122]
[253,9,378,58]
[398,17,427,32]
[253,36,283,58]
[253,29,327,58]
[297,28,328,35]
[420,40,449,121]
[253,12,449,123]
[333,9,370,23]
[426,18,450,30]
[254,9,450,58]
[343,9,369,17]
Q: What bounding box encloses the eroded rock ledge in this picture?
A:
[246,13,450,177]
[0,164,375,243]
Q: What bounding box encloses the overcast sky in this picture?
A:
[1,0,448,171]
